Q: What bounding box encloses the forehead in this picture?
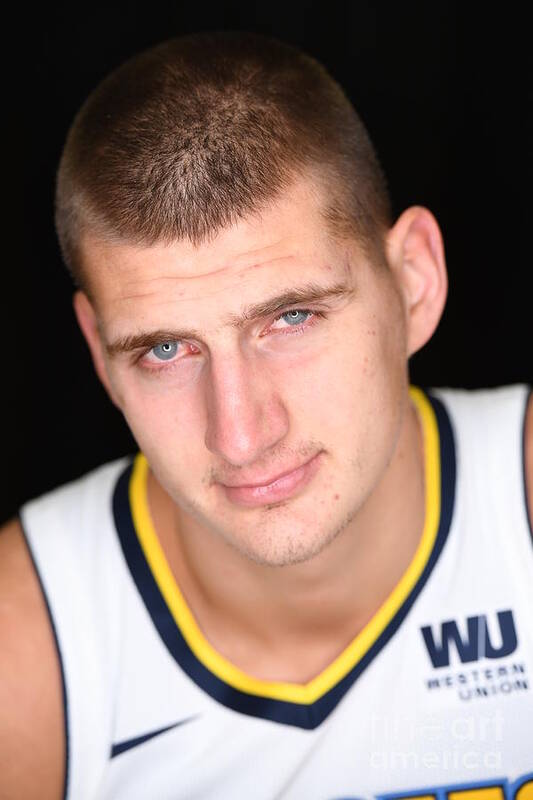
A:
[79,175,362,329]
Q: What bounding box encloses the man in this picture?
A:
[1,30,532,800]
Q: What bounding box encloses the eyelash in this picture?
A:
[137,308,327,374]
[265,308,327,337]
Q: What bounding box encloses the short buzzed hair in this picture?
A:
[55,30,393,288]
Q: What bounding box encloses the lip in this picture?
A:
[220,452,322,508]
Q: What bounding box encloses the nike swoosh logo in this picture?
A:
[111,714,199,757]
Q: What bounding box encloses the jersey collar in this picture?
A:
[113,386,456,729]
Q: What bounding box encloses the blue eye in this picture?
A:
[281,310,311,326]
[152,342,179,360]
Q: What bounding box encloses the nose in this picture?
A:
[203,353,289,467]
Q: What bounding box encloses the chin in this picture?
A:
[226,519,340,568]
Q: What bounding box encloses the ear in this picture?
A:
[385,206,448,357]
[73,290,122,408]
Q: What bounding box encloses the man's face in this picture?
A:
[79,175,409,567]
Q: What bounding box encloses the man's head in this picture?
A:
[57,32,448,567]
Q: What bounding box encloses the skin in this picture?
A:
[1,172,532,797]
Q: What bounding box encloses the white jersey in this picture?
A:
[19,385,533,800]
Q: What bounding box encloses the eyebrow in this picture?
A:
[105,279,355,357]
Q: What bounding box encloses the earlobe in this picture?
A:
[72,291,121,408]
[385,205,448,357]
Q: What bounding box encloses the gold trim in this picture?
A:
[129,385,440,704]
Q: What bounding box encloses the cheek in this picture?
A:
[315,307,406,454]
[123,358,205,397]
[109,365,205,460]
[265,336,374,444]
[357,279,408,389]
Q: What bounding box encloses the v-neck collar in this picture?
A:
[113,385,456,729]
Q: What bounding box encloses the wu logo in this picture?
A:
[421,609,518,668]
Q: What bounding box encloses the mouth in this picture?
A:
[219,452,323,508]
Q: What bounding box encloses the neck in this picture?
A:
[147,395,426,675]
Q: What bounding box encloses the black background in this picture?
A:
[9,3,530,525]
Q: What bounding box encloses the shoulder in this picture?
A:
[21,455,132,524]
[430,383,533,521]
[525,388,533,523]
[20,456,132,570]
[0,517,65,799]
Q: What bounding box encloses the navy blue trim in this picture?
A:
[113,387,455,730]
[521,385,533,547]
[111,714,199,757]
[18,515,70,800]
